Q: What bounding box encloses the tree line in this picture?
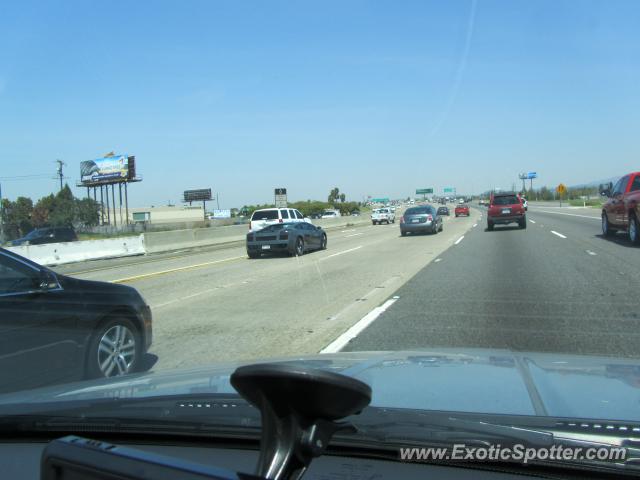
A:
[240,188,361,218]
[1,185,100,240]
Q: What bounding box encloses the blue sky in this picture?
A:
[1,0,639,207]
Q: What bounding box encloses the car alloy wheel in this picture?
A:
[630,215,640,244]
[602,213,614,237]
[321,234,327,250]
[87,318,140,379]
[295,237,304,256]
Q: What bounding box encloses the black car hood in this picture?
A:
[1,348,640,422]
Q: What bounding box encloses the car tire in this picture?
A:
[520,218,527,229]
[630,214,640,245]
[602,212,614,237]
[391,219,395,224]
[320,233,327,250]
[248,251,259,259]
[432,224,438,235]
[487,221,494,231]
[439,222,443,232]
[372,221,377,225]
[86,316,141,380]
[401,230,407,237]
[294,237,305,256]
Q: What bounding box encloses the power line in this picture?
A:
[0,174,52,180]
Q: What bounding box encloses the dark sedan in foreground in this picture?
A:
[247,222,327,258]
[400,205,443,236]
[0,248,153,393]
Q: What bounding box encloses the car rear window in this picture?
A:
[405,207,431,215]
[492,195,518,206]
[251,210,279,220]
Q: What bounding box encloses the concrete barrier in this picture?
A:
[143,225,248,254]
[6,235,145,266]
[4,216,375,266]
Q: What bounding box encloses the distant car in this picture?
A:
[371,208,395,225]
[321,210,341,219]
[249,208,310,232]
[487,192,526,230]
[309,212,323,220]
[437,206,450,216]
[0,247,153,393]
[350,210,360,216]
[400,205,443,236]
[454,204,470,217]
[10,226,77,246]
[246,222,327,258]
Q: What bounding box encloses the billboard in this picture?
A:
[80,155,130,184]
[184,189,212,202]
[416,188,433,194]
[210,209,231,219]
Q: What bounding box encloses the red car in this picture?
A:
[487,192,526,230]
[454,204,470,217]
[601,172,640,243]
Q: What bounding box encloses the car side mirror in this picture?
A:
[38,270,59,291]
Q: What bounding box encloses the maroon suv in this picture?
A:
[487,192,526,230]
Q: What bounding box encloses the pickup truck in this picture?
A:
[601,172,640,243]
[371,208,395,225]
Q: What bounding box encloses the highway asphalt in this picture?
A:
[344,205,640,358]
[51,203,640,372]
[52,207,479,371]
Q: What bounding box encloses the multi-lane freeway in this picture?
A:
[51,204,640,373]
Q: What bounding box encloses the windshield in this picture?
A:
[1,2,640,472]
[492,195,519,205]
[251,210,279,220]
[405,207,431,215]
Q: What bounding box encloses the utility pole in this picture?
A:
[55,159,65,191]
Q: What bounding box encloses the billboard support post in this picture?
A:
[124,182,129,225]
[105,186,110,225]
[111,184,117,228]
[118,183,123,227]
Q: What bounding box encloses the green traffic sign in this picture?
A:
[443,187,455,193]
[416,188,433,194]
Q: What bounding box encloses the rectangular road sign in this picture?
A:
[527,172,538,179]
[416,188,433,194]
[443,187,455,193]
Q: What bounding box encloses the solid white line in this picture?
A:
[472,224,478,228]
[529,219,536,224]
[320,246,363,260]
[586,250,597,256]
[434,258,443,263]
[341,229,356,233]
[320,298,398,353]
[551,230,567,239]
[454,236,465,245]
[534,210,600,220]
[345,233,364,238]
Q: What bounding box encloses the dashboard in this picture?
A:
[2,440,549,480]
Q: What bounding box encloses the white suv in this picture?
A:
[250,208,310,232]
[371,208,396,225]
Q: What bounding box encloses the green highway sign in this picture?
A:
[371,197,389,203]
[416,188,433,194]
[443,187,455,193]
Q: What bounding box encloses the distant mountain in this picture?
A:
[570,176,621,189]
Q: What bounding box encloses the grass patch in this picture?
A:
[568,199,604,208]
